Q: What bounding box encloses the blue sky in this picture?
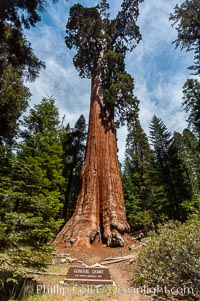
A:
[26,0,193,162]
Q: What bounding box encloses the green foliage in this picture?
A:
[0,0,56,79]
[122,109,198,228]
[123,101,156,229]
[0,100,87,300]
[65,0,143,125]
[149,115,172,168]
[122,175,150,228]
[24,296,53,301]
[96,0,110,22]
[0,98,65,298]
[148,116,200,221]
[113,0,144,52]
[181,194,200,215]
[0,0,58,148]
[62,115,86,221]
[0,24,45,81]
[66,3,104,78]
[18,98,65,194]
[182,79,200,142]
[167,131,194,220]
[0,0,50,81]
[0,176,61,298]
[149,116,176,219]
[181,129,200,195]
[133,214,200,300]
[22,97,60,133]
[0,65,30,145]
[170,0,200,74]
[103,54,136,125]
[0,0,58,30]
[66,0,143,77]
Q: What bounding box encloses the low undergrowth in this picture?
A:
[132,214,200,300]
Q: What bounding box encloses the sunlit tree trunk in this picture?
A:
[54,73,130,248]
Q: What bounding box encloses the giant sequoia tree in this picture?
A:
[54,0,143,248]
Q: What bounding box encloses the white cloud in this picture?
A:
[125,0,192,139]
[26,3,91,126]
[25,0,192,162]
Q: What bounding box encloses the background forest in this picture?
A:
[0,0,200,299]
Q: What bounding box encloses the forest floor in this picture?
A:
[28,240,154,301]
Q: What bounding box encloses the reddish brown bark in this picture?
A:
[54,74,130,248]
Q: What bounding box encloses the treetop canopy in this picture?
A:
[65,0,143,79]
[65,0,143,125]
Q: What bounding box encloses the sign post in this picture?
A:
[64,266,114,286]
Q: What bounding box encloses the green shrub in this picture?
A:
[23,295,53,301]
[133,214,200,300]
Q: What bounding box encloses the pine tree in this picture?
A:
[0,97,64,289]
[54,0,143,248]
[62,115,86,221]
[149,116,177,219]
[168,131,193,220]
[122,174,144,231]
[169,0,200,74]
[0,0,58,79]
[182,79,200,143]
[149,116,172,170]
[179,129,200,215]
[0,0,60,189]
[0,0,59,152]
[123,99,155,228]
[169,0,200,217]
[19,97,65,194]
[170,0,200,145]
[149,119,200,221]
[0,66,30,147]
[182,128,200,195]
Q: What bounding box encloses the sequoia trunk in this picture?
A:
[54,73,130,248]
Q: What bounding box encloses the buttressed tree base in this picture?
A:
[54,74,130,248]
[54,0,143,248]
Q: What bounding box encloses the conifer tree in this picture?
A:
[170,0,200,145]
[0,98,64,288]
[55,0,143,248]
[149,116,172,169]
[170,0,200,217]
[62,115,86,221]
[182,79,200,143]
[182,128,200,195]
[0,0,58,172]
[149,116,176,219]
[168,132,193,220]
[170,0,200,74]
[123,100,155,228]
[150,118,199,221]
[176,129,200,215]
[0,0,58,79]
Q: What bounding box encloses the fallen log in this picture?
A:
[100,254,136,265]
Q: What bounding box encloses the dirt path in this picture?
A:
[33,242,153,301]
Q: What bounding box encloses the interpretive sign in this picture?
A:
[64,266,114,285]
